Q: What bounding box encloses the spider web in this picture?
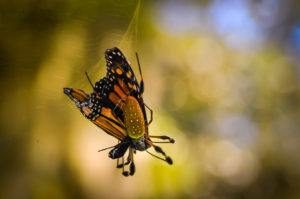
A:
[29,0,143,109]
[82,0,142,88]
[24,0,143,140]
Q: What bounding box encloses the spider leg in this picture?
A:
[85,71,95,90]
[129,148,135,176]
[121,156,129,177]
[116,157,120,168]
[116,145,131,166]
[153,145,173,165]
[116,141,124,168]
[116,154,131,168]
[144,103,153,125]
[135,52,144,94]
[116,148,135,176]
[145,140,173,165]
[149,135,175,143]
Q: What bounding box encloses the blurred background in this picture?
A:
[1,0,300,198]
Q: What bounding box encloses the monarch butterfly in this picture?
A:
[64,47,174,176]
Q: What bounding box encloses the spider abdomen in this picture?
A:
[123,96,145,139]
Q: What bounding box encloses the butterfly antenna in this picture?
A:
[135,52,144,93]
[85,71,95,90]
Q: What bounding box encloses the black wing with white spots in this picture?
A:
[93,47,142,122]
[105,47,141,96]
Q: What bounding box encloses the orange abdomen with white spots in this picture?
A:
[123,96,145,139]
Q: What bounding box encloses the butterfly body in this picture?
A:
[64,47,174,176]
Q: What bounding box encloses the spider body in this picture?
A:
[124,96,146,140]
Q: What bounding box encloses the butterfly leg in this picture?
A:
[149,135,175,143]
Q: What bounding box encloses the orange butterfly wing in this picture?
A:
[64,88,126,140]
[64,47,148,140]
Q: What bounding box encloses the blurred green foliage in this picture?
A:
[1,0,300,198]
